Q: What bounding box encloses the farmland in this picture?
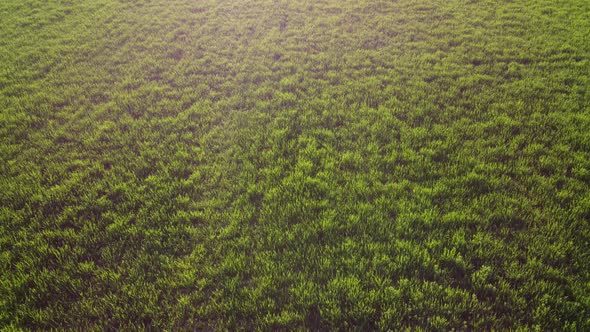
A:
[1,0,590,329]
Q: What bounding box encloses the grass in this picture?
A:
[1,0,590,330]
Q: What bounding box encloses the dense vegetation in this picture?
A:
[1,0,589,329]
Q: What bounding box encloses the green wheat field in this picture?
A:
[1,0,589,330]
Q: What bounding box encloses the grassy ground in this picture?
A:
[1,0,590,330]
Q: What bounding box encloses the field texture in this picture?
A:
[2,0,590,330]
